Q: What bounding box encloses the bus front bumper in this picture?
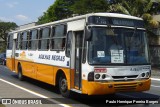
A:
[82,79,151,95]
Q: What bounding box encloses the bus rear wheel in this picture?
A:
[18,64,24,81]
[59,74,71,97]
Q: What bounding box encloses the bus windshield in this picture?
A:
[88,27,149,65]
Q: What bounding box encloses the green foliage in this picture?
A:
[108,0,160,29]
[37,12,50,25]
[37,0,109,24]
[37,0,160,29]
[0,22,17,41]
[0,43,6,53]
[108,3,130,14]
[0,21,17,52]
[119,0,154,17]
[37,0,77,24]
[71,0,109,15]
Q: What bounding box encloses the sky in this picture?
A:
[0,0,55,26]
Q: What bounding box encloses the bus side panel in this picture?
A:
[22,61,35,79]
[6,50,13,71]
[11,58,15,71]
[14,59,72,88]
[34,63,71,88]
[6,58,12,71]
[16,60,36,79]
[15,59,19,73]
[36,63,54,85]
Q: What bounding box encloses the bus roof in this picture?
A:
[89,13,142,20]
[9,13,143,34]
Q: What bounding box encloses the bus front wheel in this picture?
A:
[59,74,71,97]
[18,64,24,81]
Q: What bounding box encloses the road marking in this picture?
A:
[151,78,160,88]
[151,78,160,81]
[117,93,138,98]
[0,78,71,107]
[151,85,160,88]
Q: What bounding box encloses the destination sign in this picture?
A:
[88,16,144,27]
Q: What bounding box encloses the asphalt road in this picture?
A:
[0,65,160,107]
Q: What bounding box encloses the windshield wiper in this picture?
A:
[126,27,137,63]
[128,27,137,49]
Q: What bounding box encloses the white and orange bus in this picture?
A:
[6,13,151,97]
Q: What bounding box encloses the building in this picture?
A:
[16,22,36,30]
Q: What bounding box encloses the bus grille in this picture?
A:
[112,75,138,79]
[114,83,137,92]
[111,75,138,82]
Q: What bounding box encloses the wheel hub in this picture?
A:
[61,78,67,92]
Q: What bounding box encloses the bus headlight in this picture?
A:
[146,72,150,77]
[141,73,145,77]
[102,74,106,79]
[95,74,100,79]
[138,72,150,79]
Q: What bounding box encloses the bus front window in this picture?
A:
[88,27,149,65]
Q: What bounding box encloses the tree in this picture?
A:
[108,0,160,47]
[37,0,109,24]
[71,0,109,15]
[109,0,160,28]
[38,12,50,25]
[37,0,77,24]
[38,0,160,30]
[0,22,17,52]
[108,3,130,15]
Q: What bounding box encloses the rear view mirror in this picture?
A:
[85,26,92,41]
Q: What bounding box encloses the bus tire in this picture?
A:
[59,74,71,97]
[18,64,24,81]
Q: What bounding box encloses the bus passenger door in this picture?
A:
[11,33,17,71]
[74,31,83,89]
[75,31,84,89]
[67,31,83,90]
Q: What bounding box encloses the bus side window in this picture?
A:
[16,33,21,49]
[7,35,10,49]
[21,31,29,50]
[51,24,67,50]
[38,27,50,50]
[30,29,38,50]
[51,27,55,49]
[19,33,23,49]
[7,34,13,50]
[28,31,31,49]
